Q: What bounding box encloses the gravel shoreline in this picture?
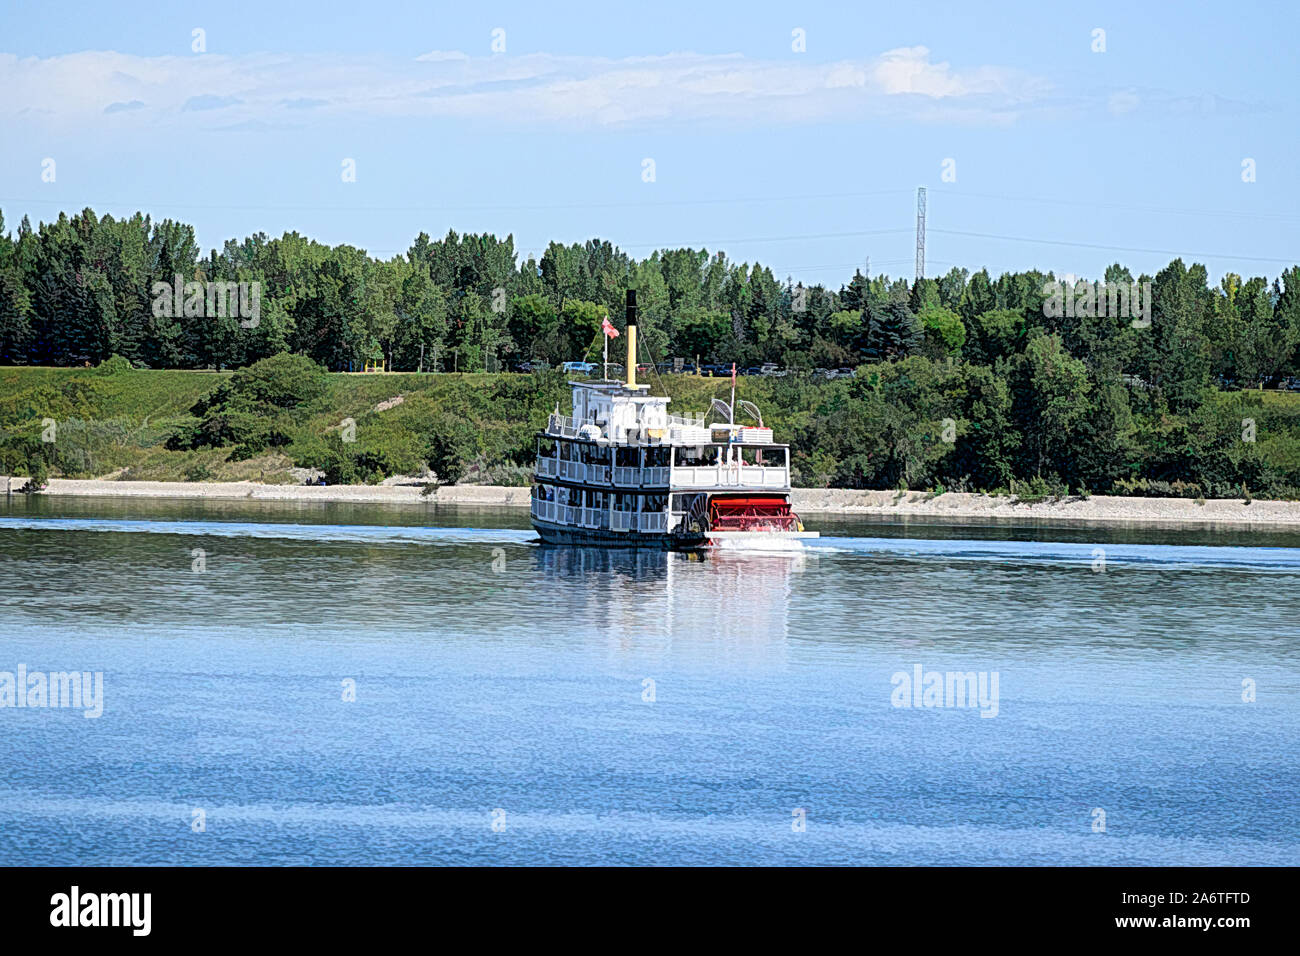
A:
[6,476,1300,528]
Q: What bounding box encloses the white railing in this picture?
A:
[611,465,670,487]
[639,512,668,533]
[541,459,615,485]
[533,498,614,531]
[670,465,789,490]
[559,460,584,481]
[547,413,580,437]
[667,414,705,427]
[608,511,669,533]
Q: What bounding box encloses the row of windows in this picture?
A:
[533,482,667,513]
[539,440,673,468]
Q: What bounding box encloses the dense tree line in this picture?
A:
[5,206,1296,385]
[3,206,1300,497]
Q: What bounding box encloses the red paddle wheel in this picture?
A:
[708,496,804,534]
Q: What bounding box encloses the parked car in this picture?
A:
[560,361,597,375]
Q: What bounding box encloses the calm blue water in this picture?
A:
[0,497,1297,865]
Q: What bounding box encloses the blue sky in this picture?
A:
[2,0,1296,288]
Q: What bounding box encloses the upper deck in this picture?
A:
[543,380,780,448]
[538,380,791,493]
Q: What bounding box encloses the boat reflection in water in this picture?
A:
[535,544,810,671]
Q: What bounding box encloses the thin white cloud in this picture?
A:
[415,50,470,62]
[0,47,1053,131]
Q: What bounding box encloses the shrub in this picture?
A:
[175,353,326,455]
[302,420,425,485]
[22,457,48,492]
[94,354,134,376]
[423,413,480,485]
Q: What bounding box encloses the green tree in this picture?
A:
[918,305,965,358]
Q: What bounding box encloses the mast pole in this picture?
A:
[730,362,736,424]
[625,290,638,390]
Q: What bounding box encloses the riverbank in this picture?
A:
[6,476,1300,528]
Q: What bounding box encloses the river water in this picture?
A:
[0,496,1296,865]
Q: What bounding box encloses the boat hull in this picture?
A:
[532,518,706,550]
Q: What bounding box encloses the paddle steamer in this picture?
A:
[530,291,818,549]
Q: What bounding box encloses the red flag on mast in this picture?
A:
[601,316,619,338]
[731,362,736,386]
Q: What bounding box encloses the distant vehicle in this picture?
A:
[759,363,785,377]
[515,360,550,372]
[701,364,727,377]
[1284,377,1300,392]
[678,362,697,374]
[560,361,597,375]
[742,367,761,376]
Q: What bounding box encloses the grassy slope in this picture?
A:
[2,366,1299,490]
[0,366,819,483]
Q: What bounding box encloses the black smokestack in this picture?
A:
[625,289,637,328]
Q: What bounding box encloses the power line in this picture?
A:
[930,228,1298,266]
[614,228,911,250]
[0,187,915,216]
[930,188,1300,224]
